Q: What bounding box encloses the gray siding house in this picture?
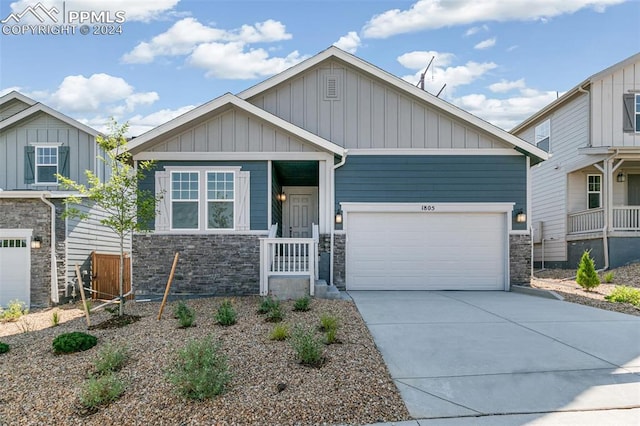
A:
[0,91,123,307]
[128,47,547,297]
[512,52,640,270]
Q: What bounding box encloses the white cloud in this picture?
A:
[127,105,197,136]
[362,0,625,38]
[474,37,496,50]
[333,31,361,54]
[399,51,497,96]
[489,78,526,93]
[0,86,23,97]
[188,42,307,79]
[5,0,179,23]
[464,24,489,36]
[122,17,292,64]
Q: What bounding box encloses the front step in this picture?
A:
[314,279,341,300]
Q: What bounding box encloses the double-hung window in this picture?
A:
[534,120,551,152]
[587,174,602,209]
[36,146,58,184]
[207,172,234,230]
[171,172,199,230]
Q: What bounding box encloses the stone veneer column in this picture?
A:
[510,234,532,286]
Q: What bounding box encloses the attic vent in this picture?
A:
[324,75,340,100]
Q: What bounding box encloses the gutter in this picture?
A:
[330,150,348,286]
[39,194,59,304]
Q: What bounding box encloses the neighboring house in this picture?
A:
[0,91,123,307]
[127,46,547,298]
[512,52,640,270]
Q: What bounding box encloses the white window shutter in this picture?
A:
[155,171,170,231]
[236,171,251,231]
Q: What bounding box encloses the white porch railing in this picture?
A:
[612,206,640,231]
[568,208,604,234]
[568,207,640,233]
[259,223,318,296]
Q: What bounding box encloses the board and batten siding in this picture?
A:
[139,161,269,231]
[0,112,96,191]
[335,155,527,230]
[147,107,321,153]
[247,60,511,150]
[591,57,640,147]
[65,201,128,286]
[0,99,31,121]
[516,93,589,262]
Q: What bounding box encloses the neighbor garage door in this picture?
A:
[0,230,31,307]
[346,211,507,290]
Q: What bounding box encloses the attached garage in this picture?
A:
[343,203,512,291]
[0,229,31,307]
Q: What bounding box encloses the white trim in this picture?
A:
[237,46,547,163]
[340,202,514,213]
[0,228,33,238]
[347,148,521,156]
[140,230,269,236]
[34,145,59,185]
[205,170,236,231]
[133,151,335,162]
[29,142,64,147]
[0,91,36,107]
[0,102,99,136]
[526,156,532,231]
[127,93,345,157]
[169,170,201,231]
[267,160,272,228]
[587,174,603,209]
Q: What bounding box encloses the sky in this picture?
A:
[0,0,638,136]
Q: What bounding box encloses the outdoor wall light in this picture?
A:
[335,210,343,224]
[617,172,626,183]
[515,211,527,223]
[31,236,42,249]
[276,192,287,202]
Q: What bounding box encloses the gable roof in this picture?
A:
[0,90,99,137]
[126,92,345,156]
[239,46,548,163]
[511,52,640,134]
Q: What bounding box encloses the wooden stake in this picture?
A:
[157,252,179,320]
[75,264,91,327]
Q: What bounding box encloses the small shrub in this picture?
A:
[265,303,284,323]
[603,271,615,284]
[293,296,311,312]
[53,332,98,354]
[257,296,279,314]
[576,250,600,291]
[166,335,231,400]
[51,309,60,327]
[94,344,128,374]
[269,323,290,341]
[605,286,640,306]
[319,313,340,344]
[290,326,324,367]
[174,301,195,328]
[215,300,237,326]
[84,300,92,314]
[79,373,125,409]
[0,342,9,354]
[0,299,28,322]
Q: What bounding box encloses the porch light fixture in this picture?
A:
[515,211,527,224]
[276,192,286,202]
[31,236,42,249]
[335,210,343,224]
[617,172,626,183]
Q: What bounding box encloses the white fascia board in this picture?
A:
[127,93,344,157]
[238,46,547,162]
[0,191,52,198]
[133,151,335,161]
[0,91,36,107]
[340,202,515,214]
[348,148,521,156]
[0,103,99,136]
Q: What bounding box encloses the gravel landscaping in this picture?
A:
[532,262,640,316]
[0,297,410,426]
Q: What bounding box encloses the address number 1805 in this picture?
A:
[421,205,436,211]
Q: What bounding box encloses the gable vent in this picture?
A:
[324,75,340,100]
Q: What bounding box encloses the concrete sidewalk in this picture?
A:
[350,291,640,425]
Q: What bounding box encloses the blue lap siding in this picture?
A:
[139,161,268,231]
[335,155,527,230]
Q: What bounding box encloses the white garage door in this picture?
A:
[0,230,31,307]
[347,212,507,290]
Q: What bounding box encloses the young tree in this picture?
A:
[576,250,601,292]
[58,120,159,316]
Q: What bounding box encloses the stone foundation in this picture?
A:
[510,234,531,286]
[133,234,262,297]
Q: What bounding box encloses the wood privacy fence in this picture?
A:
[91,251,132,300]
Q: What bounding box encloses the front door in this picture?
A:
[629,174,640,205]
[282,186,318,238]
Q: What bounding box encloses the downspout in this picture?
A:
[40,194,59,304]
[330,150,348,287]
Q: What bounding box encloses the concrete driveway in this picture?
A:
[350,291,640,424]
